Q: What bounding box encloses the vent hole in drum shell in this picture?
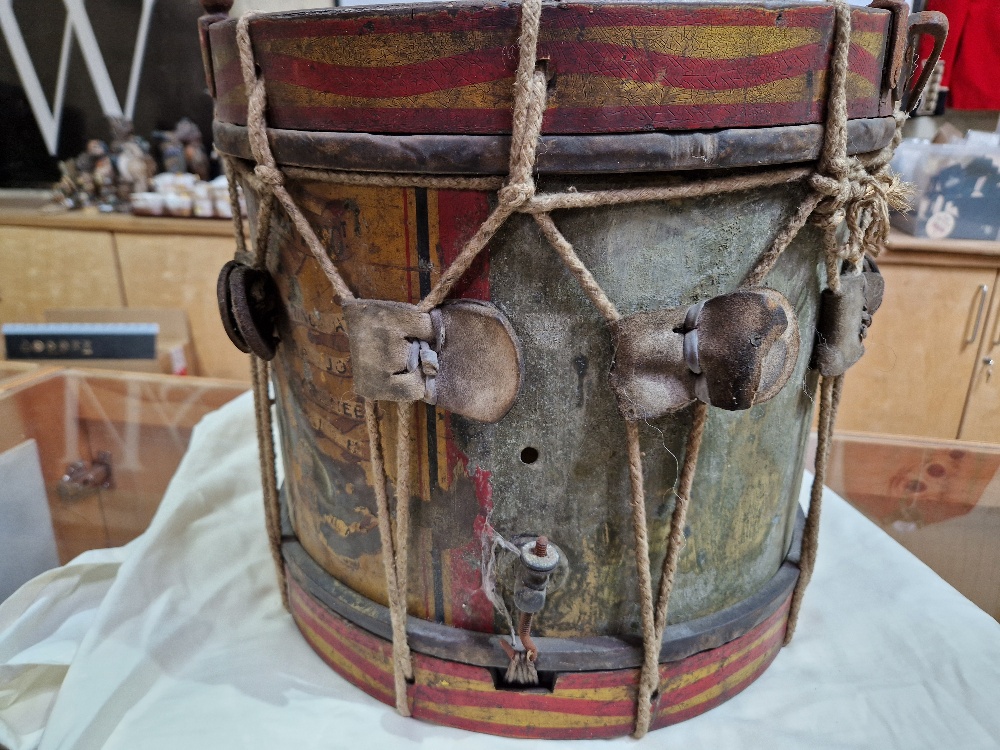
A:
[520,447,540,464]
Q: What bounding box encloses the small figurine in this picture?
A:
[175,117,210,181]
[156,129,188,174]
[109,116,156,192]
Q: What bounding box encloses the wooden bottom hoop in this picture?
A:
[286,570,792,739]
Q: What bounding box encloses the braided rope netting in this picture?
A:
[226,0,911,737]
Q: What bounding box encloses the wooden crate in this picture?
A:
[827,431,1000,621]
[0,368,247,563]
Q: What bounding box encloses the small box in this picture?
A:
[891,137,1000,241]
[4,322,158,360]
[10,308,198,376]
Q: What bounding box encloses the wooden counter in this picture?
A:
[0,207,236,236]
[878,230,1000,270]
[0,205,249,382]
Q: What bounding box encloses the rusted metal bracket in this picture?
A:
[58,451,113,502]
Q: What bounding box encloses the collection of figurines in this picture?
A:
[55,116,232,218]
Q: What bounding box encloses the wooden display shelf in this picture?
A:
[0,207,238,237]
[0,205,250,382]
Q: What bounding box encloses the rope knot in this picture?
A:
[255,164,284,188]
[813,155,912,266]
[499,182,535,209]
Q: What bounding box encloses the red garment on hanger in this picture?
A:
[922,0,1000,109]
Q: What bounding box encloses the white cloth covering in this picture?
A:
[1,391,999,750]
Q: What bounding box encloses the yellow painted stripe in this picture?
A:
[419,669,497,694]
[265,26,827,68]
[264,30,513,67]
[550,71,877,108]
[547,25,821,58]
[853,30,886,58]
[294,592,392,666]
[267,70,877,112]
[425,701,629,729]
[268,78,511,111]
[294,612,393,698]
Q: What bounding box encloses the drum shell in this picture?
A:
[253,175,823,639]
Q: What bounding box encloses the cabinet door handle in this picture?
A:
[967,284,989,344]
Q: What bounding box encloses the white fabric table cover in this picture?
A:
[2,392,999,750]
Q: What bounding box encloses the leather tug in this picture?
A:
[811,257,884,377]
[610,288,800,420]
[343,298,524,424]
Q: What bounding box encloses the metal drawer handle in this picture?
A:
[992,304,1000,347]
[967,285,989,345]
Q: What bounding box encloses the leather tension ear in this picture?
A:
[344,298,523,423]
[609,287,800,420]
[811,257,883,377]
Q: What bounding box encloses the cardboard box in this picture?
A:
[826,431,1000,621]
[38,308,198,376]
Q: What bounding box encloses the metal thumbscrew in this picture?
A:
[510,535,560,662]
[533,535,548,557]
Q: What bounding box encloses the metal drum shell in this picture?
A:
[242,173,823,639]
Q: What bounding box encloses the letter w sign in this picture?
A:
[0,0,156,155]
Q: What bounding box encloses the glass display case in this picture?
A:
[0,367,247,598]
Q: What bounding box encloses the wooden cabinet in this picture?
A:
[0,209,248,382]
[115,234,245,381]
[0,225,124,324]
[960,282,1000,442]
[838,234,1000,443]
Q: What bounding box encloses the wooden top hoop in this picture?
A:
[202,1,905,136]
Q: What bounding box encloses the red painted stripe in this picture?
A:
[265,50,510,98]
[411,704,631,740]
[653,643,781,729]
[556,669,638,691]
[435,190,491,300]
[296,621,396,700]
[411,652,492,684]
[414,682,638,718]
[286,574,793,738]
[250,5,842,40]
[847,40,884,83]
[289,580,393,665]
[544,41,840,88]
[262,41,847,100]
[660,601,789,676]
[659,621,785,709]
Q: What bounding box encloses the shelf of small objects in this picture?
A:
[130,173,240,219]
[54,116,242,220]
